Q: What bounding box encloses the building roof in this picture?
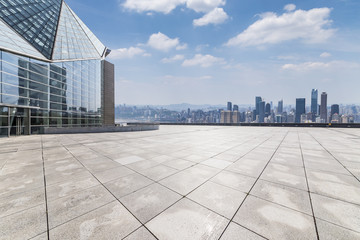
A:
[0,0,106,61]
[0,126,359,239]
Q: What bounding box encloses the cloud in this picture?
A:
[186,0,225,13]
[161,55,185,63]
[284,4,296,12]
[122,0,226,14]
[147,32,185,52]
[122,0,186,14]
[108,47,146,59]
[282,61,359,71]
[182,54,226,67]
[320,52,332,58]
[193,8,229,26]
[226,6,335,47]
[176,43,188,50]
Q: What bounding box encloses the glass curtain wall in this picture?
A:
[0,50,102,135]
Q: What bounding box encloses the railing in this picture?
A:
[149,122,360,128]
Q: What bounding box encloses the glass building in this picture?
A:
[0,0,114,137]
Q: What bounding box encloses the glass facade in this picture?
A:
[0,0,62,59]
[0,50,103,136]
[52,3,102,60]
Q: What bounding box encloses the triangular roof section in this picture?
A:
[52,2,104,60]
[0,18,46,60]
[0,0,62,60]
[67,4,106,57]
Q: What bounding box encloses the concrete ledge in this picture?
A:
[44,124,159,134]
[159,122,360,128]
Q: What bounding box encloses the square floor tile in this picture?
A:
[139,164,179,181]
[50,201,141,239]
[146,198,228,240]
[120,183,182,223]
[311,193,360,232]
[251,180,312,215]
[188,181,246,219]
[210,170,256,193]
[233,196,317,240]
[105,173,154,199]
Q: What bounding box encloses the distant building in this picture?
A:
[278,100,283,114]
[320,92,328,123]
[265,103,271,117]
[233,105,239,111]
[295,98,306,123]
[331,104,340,121]
[255,96,262,116]
[259,101,265,123]
[311,89,318,114]
[232,111,240,123]
[220,111,232,123]
[227,102,232,111]
[311,89,318,122]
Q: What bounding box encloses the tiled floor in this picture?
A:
[1,125,360,240]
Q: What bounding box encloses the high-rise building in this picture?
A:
[320,92,328,123]
[220,111,232,123]
[295,98,306,123]
[311,89,318,115]
[311,89,318,122]
[227,102,232,111]
[278,100,283,114]
[265,103,271,117]
[233,105,239,111]
[331,104,340,121]
[232,111,240,123]
[255,96,262,115]
[259,101,265,123]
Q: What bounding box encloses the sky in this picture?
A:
[66,0,360,106]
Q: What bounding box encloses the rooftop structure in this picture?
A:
[1,125,359,239]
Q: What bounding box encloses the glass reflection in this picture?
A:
[0,50,102,134]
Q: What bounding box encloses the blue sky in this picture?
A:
[66,0,360,106]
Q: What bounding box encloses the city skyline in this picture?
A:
[66,0,360,105]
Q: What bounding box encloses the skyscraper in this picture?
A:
[259,101,265,123]
[311,89,318,115]
[227,102,232,111]
[255,96,262,116]
[278,100,283,114]
[233,105,239,111]
[331,104,340,121]
[265,103,271,117]
[0,0,114,137]
[295,98,306,123]
[320,92,328,123]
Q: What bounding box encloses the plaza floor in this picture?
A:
[0,125,360,240]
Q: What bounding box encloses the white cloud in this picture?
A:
[122,0,186,14]
[193,8,229,27]
[122,0,226,14]
[176,43,188,50]
[161,55,185,63]
[320,52,332,58]
[182,54,226,67]
[108,47,146,59]
[147,32,185,52]
[186,0,225,13]
[226,6,335,47]
[282,61,359,71]
[284,4,296,12]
